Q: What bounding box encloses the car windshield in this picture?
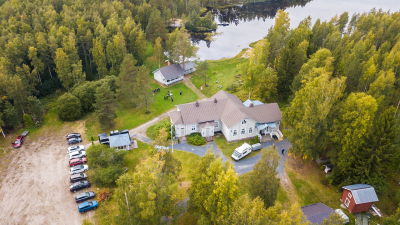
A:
[233,151,241,158]
[86,192,90,196]
[14,140,20,144]
[89,202,92,206]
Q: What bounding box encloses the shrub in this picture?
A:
[86,144,127,187]
[187,132,206,146]
[23,114,34,128]
[148,118,174,140]
[27,96,44,124]
[37,77,62,97]
[57,93,82,121]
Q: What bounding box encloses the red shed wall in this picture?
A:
[341,189,357,213]
[352,202,373,213]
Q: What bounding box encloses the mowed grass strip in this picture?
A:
[213,135,260,161]
[85,82,198,140]
[190,56,246,98]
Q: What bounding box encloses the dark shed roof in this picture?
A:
[158,64,184,80]
[301,203,334,224]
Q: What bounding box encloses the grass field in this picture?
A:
[190,53,247,98]
[85,82,198,141]
[213,135,260,161]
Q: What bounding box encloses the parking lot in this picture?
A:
[0,130,93,225]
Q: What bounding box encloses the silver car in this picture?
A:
[67,145,85,154]
[70,165,89,175]
[69,150,87,160]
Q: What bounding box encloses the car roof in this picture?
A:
[16,136,23,139]
[235,143,252,153]
[78,201,89,208]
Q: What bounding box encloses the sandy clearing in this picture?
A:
[0,128,95,225]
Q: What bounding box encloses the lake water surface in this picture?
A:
[194,0,400,60]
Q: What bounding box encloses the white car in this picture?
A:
[67,145,85,154]
[70,165,89,175]
[69,150,87,160]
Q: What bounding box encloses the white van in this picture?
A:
[231,143,252,161]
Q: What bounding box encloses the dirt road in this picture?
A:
[0,129,94,225]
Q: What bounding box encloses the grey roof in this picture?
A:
[109,133,130,148]
[180,61,195,71]
[342,184,379,204]
[301,203,334,224]
[199,121,216,128]
[171,90,281,128]
[158,64,184,80]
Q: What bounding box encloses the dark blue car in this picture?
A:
[78,201,98,213]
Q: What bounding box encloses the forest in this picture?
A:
[0,0,400,223]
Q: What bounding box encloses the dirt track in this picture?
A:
[0,129,94,225]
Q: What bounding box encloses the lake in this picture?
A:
[194,0,400,60]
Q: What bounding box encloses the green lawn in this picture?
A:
[213,135,260,161]
[190,55,247,98]
[85,82,198,141]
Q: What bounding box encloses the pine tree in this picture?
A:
[135,65,153,113]
[146,9,167,42]
[117,54,138,106]
[93,82,117,128]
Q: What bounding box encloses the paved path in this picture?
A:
[183,74,207,99]
[134,133,292,176]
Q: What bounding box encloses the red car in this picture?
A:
[69,157,87,167]
[12,136,24,148]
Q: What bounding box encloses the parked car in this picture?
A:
[231,143,252,161]
[78,201,98,214]
[12,136,24,148]
[70,165,89,175]
[251,143,262,151]
[70,173,87,183]
[66,133,81,140]
[67,145,85,153]
[69,180,90,192]
[75,191,96,203]
[120,129,129,135]
[68,138,82,145]
[69,157,87,167]
[110,130,119,136]
[69,150,86,160]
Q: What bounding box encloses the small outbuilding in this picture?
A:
[341,184,379,213]
[109,133,131,150]
[153,64,185,86]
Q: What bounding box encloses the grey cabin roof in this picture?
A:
[342,184,379,204]
[109,133,130,148]
[301,203,334,224]
[157,64,184,80]
[180,61,195,71]
[170,90,281,128]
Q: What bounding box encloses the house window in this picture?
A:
[241,129,245,135]
[241,119,247,124]
[215,121,219,128]
[344,198,350,207]
[233,130,237,136]
[191,126,196,131]
[249,127,253,134]
[348,193,352,199]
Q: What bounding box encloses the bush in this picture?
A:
[27,96,44,124]
[86,144,127,187]
[23,114,34,128]
[187,132,206,146]
[148,118,174,140]
[57,93,82,121]
[98,188,112,202]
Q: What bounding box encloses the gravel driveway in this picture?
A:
[0,130,94,225]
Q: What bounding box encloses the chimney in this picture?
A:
[214,98,217,103]
[249,103,254,107]
[167,61,171,66]
[195,101,199,107]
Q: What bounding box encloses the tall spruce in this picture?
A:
[93,82,117,128]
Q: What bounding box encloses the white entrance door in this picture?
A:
[206,127,210,136]
[180,128,185,136]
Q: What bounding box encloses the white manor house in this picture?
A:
[169,90,283,142]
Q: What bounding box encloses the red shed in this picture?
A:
[341,184,378,213]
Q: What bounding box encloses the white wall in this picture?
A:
[214,119,222,132]
[154,71,183,86]
[223,118,257,142]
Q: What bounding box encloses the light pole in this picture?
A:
[171,124,174,153]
